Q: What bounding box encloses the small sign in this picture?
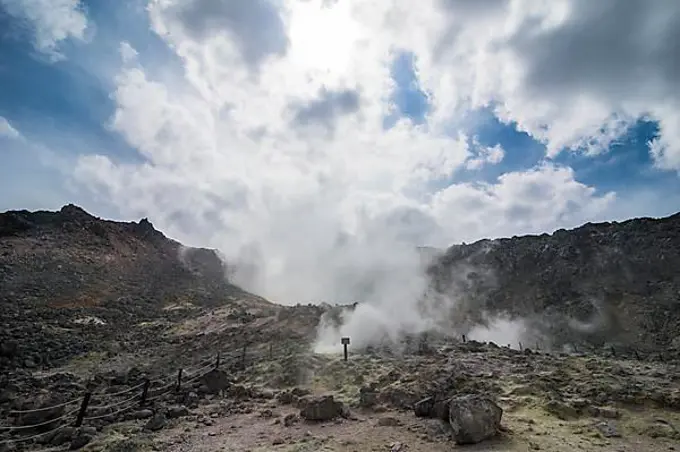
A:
[341,337,350,345]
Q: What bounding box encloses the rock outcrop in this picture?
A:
[448,394,503,445]
[427,212,680,350]
[299,395,346,421]
[0,205,269,372]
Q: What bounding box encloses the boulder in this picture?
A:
[144,413,167,431]
[167,405,189,419]
[414,397,435,418]
[299,395,345,421]
[359,386,378,408]
[414,396,452,421]
[49,427,76,446]
[448,395,503,445]
[200,369,230,394]
[131,409,153,420]
[69,433,92,450]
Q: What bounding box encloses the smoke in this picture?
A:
[466,316,528,350]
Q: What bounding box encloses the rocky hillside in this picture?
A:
[427,212,680,351]
[0,204,267,372]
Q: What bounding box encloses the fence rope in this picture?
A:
[0,422,70,444]
[8,396,81,415]
[143,378,177,404]
[0,349,239,440]
[88,392,140,411]
[0,408,79,431]
[82,399,139,421]
[185,362,216,381]
[144,388,172,404]
[93,381,146,400]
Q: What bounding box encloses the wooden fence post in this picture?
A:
[176,369,183,392]
[140,379,150,406]
[215,353,221,370]
[240,343,247,369]
[75,392,91,427]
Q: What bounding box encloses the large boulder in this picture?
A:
[299,395,346,421]
[414,396,452,421]
[200,369,230,394]
[448,395,502,445]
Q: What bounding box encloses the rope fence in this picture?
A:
[93,381,146,400]
[0,350,229,446]
[8,396,81,415]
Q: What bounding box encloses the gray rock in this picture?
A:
[17,404,65,427]
[595,420,621,438]
[359,386,378,408]
[448,394,503,445]
[132,409,154,419]
[390,442,405,451]
[79,426,97,436]
[283,413,298,427]
[200,369,230,394]
[0,441,17,452]
[183,391,199,408]
[50,427,76,446]
[144,413,167,431]
[414,397,434,418]
[598,407,621,419]
[414,396,451,421]
[167,405,189,419]
[276,391,295,405]
[299,395,345,422]
[69,434,92,450]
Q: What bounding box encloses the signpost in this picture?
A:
[341,337,350,361]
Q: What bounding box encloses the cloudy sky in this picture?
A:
[1,0,680,303]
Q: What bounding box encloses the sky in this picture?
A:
[2,0,680,307]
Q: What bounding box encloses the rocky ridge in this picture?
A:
[0,204,270,373]
[427,212,680,350]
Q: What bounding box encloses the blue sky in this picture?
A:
[2,0,680,243]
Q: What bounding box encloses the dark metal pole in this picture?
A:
[341,337,350,361]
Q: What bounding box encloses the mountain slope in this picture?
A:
[427,212,680,350]
[0,204,269,371]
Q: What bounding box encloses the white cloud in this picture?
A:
[69,0,670,345]
[407,0,680,169]
[466,141,505,170]
[1,0,89,59]
[0,116,21,140]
